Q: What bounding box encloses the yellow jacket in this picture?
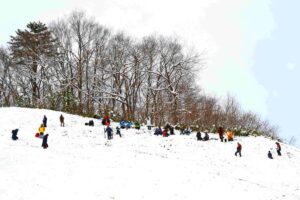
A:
[39,126,45,133]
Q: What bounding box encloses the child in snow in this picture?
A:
[60,114,64,127]
[184,128,192,135]
[268,151,273,159]
[162,129,169,137]
[196,131,202,141]
[120,120,126,129]
[105,125,113,140]
[38,124,45,137]
[203,131,209,141]
[135,122,141,130]
[102,115,110,126]
[43,115,47,127]
[154,127,162,135]
[42,134,49,149]
[12,129,19,140]
[170,126,175,135]
[227,130,234,141]
[276,142,281,156]
[116,126,122,137]
[126,121,132,129]
[235,142,242,157]
[88,120,94,126]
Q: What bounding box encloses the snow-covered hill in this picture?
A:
[0,107,299,200]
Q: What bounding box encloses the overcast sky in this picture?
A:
[1,0,299,147]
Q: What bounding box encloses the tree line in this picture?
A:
[0,10,279,138]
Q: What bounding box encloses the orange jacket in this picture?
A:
[227,131,233,140]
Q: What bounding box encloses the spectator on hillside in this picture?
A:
[276,142,282,156]
[105,125,113,140]
[180,127,184,135]
[218,126,224,142]
[268,151,273,159]
[235,142,242,157]
[116,126,122,137]
[60,114,65,127]
[120,120,126,129]
[135,121,141,130]
[162,129,169,137]
[183,127,191,135]
[85,120,94,126]
[203,131,209,141]
[38,124,45,137]
[42,134,49,149]
[146,118,152,130]
[126,121,133,129]
[227,130,234,141]
[43,115,47,127]
[170,126,175,135]
[12,129,19,140]
[196,131,202,141]
[154,127,162,136]
[102,115,110,126]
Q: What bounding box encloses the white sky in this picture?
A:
[33,0,274,116]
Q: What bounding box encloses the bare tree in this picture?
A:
[0,47,14,106]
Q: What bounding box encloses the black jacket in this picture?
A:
[42,134,49,147]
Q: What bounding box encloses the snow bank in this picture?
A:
[0,107,299,200]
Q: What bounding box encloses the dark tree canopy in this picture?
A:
[9,21,57,63]
[9,21,57,104]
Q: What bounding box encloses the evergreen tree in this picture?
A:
[9,21,57,105]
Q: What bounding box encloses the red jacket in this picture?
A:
[162,130,168,137]
[237,143,242,150]
[103,115,110,125]
[276,142,281,150]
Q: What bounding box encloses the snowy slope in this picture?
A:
[0,107,299,200]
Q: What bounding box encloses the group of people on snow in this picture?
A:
[216,126,234,142]
[11,114,66,149]
[268,142,281,159]
[38,115,49,148]
[196,131,209,141]
[153,124,175,137]
[9,113,284,158]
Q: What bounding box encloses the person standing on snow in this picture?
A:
[60,114,64,127]
[105,125,113,140]
[276,142,281,156]
[42,134,49,149]
[116,126,122,137]
[146,117,152,130]
[43,115,47,127]
[227,130,234,141]
[38,124,45,137]
[235,142,242,157]
[170,126,175,135]
[217,126,224,142]
[102,115,110,126]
